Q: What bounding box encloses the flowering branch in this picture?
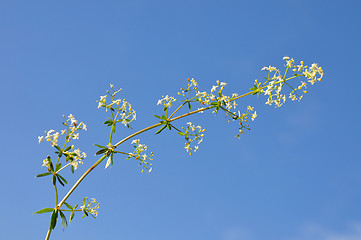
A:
[35,57,324,240]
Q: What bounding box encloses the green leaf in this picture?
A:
[59,210,67,230]
[178,132,185,136]
[154,115,167,120]
[105,155,112,169]
[33,208,54,214]
[49,161,54,172]
[82,210,89,218]
[156,125,167,134]
[74,204,78,209]
[56,174,67,185]
[54,145,61,151]
[83,198,86,206]
[64,202,73,210]
[103,120,112,125]
[70,211,75,223]
[50,210,58,230]
[52,175,56,185]
[168,124,171,130]
[188,101,191,110]
[71,165,74,174]
[56,175,65,186]
[64,146,71,152]
[111,124,116,134]
[94,144,107,149]
[210,102,218,106]
[36,172,52,178]
[54,163,62,172]
[95,148,108,155]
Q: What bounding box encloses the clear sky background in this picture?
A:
[1,1,361,240]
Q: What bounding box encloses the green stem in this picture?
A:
[54,181,58,207]
[57,155,107,209]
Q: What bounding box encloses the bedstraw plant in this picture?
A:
[34,57,324,240]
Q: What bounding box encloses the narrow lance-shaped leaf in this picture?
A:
[33,208,54,214]
[95,148,108,155]
[111,124,116,134]
[59,210,67,230]
[56,175,65,187]
[56,174,67,185]
[156,125,167,134]
[94,144,107,149]
[70,210,75,223]
[64,146,71,152]
[50,210,58,230]
[36,172,52,178]
[64,202,73,210]
[54,163,62,172]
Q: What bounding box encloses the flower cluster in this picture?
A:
[80,197,100,218]
[157,95,177,109]
[39,130,60,147]
[97,85,136,128]
[235,106,257,138]
[63,147,87,170]
[177,78,199,99]
[179,122,205,155]
[127,139,153,173]
[38,114,87,171]
[253,57,324,107]
[38,114,87,147]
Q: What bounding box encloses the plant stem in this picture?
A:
[57,155,107,209]
[45,227,51,240]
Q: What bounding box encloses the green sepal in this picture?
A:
[64,202,73,210]
[59,210,67,230]
[33,208,54,214]
[96,148,108,155]
[156,125,167,134]
[36,172,52,178]
[50,209,58,230]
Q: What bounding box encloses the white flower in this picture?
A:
[72,133,79,140]
[251,111,257,121]
[38,136,44,143]
[211,85,218,93]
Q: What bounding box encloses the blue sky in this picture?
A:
[1,0,361,239]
